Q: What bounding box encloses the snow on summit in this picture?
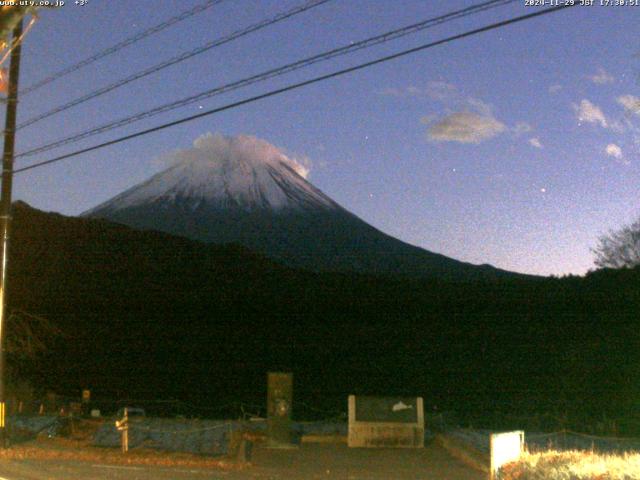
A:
[86,133,338,213]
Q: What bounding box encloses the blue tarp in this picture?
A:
[92,419,348,455]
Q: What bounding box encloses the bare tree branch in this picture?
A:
[592,218,640,269]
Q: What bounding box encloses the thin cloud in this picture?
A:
[384,81,495,119]
[549,84,562,94]
[425,81,457,101]
[379,81,458,101]
[609,120,627,134]
[514,122,533,135]
[428,112,506,144]
[529,138,543,149]
[617,94,640,115]
[574,99,608,128]
[605,143,622,159]
[464,97,493,116]
[588,68,614,85]
[605,143,629,165]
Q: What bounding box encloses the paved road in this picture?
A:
[0,443,484,479]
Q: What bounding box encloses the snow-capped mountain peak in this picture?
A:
[84,133,515,279]
[85,133,339,214]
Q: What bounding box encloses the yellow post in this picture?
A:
[122,407,129,453]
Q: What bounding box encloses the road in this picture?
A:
[0,442,485,479]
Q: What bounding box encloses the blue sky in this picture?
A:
[8,0,640,275]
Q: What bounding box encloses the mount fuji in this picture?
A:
[84,133,513,279]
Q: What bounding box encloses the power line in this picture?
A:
[17,0,515,158]
[13,4,575,177]
[19,0,226,96]
[17,0,333,129]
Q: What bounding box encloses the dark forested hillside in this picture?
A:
[6,202,640,426]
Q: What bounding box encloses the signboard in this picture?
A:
[490,431,524,480]
[348,395,424,448]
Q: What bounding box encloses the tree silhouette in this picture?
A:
[593,217,640,269]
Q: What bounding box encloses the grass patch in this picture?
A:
[500,450,640,480]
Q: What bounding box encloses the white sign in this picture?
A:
[490,431,524,479]
[348,395,424,448]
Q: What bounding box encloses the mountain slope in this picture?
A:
[84,133,518,279]
[7,201,639,421]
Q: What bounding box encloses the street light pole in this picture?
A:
[0,17,24,447]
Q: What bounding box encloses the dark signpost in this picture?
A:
[267,372,294,448]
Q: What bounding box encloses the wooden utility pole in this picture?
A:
[0,17,24,447]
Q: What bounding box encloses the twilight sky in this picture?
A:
[7,0,640,276]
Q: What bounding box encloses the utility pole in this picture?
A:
[0,17,23,447]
